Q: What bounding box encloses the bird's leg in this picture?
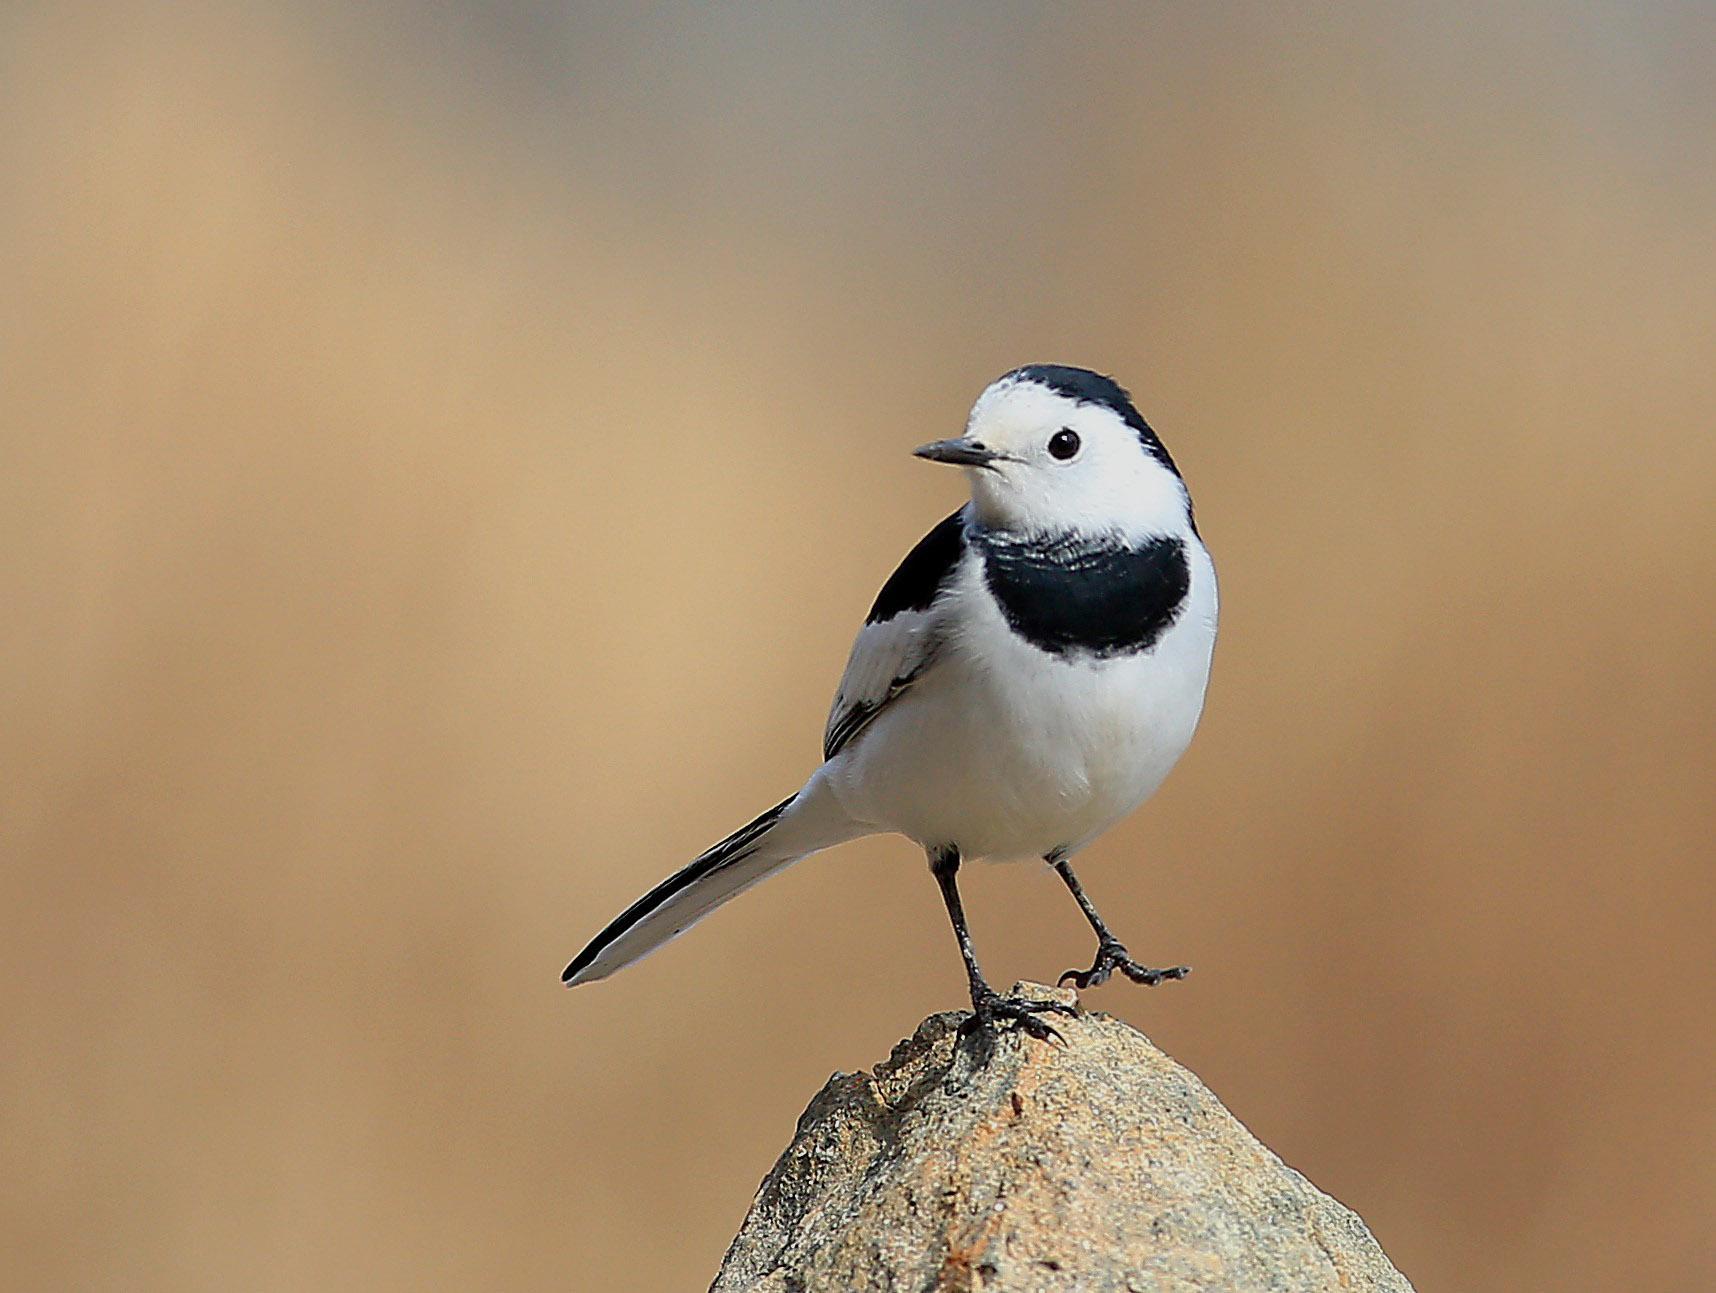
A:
[1050,853,1189,990]
[929,846,1075,1041]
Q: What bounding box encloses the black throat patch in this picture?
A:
[976,529,1190,659]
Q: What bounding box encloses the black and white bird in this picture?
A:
[563,365,1218,1037]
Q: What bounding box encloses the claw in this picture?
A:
[1060,939,1189,991]
[964,991,1077,1043]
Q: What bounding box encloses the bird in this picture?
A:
[562,364,1218,1038]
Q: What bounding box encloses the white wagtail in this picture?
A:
[563,365,1217,1037]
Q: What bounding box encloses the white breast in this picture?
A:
[825,538,1218,862]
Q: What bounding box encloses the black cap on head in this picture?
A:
[1005,364,1182,481]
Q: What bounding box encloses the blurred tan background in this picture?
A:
[4,2,1713,1288]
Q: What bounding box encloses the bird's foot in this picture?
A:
[960,987,1077,1043]
[1059,939,1190,990]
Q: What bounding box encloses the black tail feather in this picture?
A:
[561,794,796,985]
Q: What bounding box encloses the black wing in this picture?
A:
[823,509,966,760]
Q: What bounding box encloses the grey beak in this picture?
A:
[912,437,1004,469]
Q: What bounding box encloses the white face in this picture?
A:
[956,376,1193,539]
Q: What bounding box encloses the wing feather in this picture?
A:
[823,509,966,760]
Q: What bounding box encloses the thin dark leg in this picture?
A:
[929,845,987,1004]
[1050,853,1189,990]
[930,846,1074,1041]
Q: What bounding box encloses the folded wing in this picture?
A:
[823,508,967,761]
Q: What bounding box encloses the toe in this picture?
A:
[1119,961,1191,986]
[969,994,1075,1043]
[1014,1012,1065,1044]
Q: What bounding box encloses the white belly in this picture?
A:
[826,543,1217,861]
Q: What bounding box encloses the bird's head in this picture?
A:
[914,365,1195,539]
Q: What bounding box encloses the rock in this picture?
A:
[712,983,1414,1293]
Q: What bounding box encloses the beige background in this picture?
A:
[5,3,1713,1289]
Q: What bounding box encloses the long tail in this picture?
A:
[561,773,862,987]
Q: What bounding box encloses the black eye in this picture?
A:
[1048,428,1081,460]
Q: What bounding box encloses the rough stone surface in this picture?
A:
[712,983,1414,1293]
